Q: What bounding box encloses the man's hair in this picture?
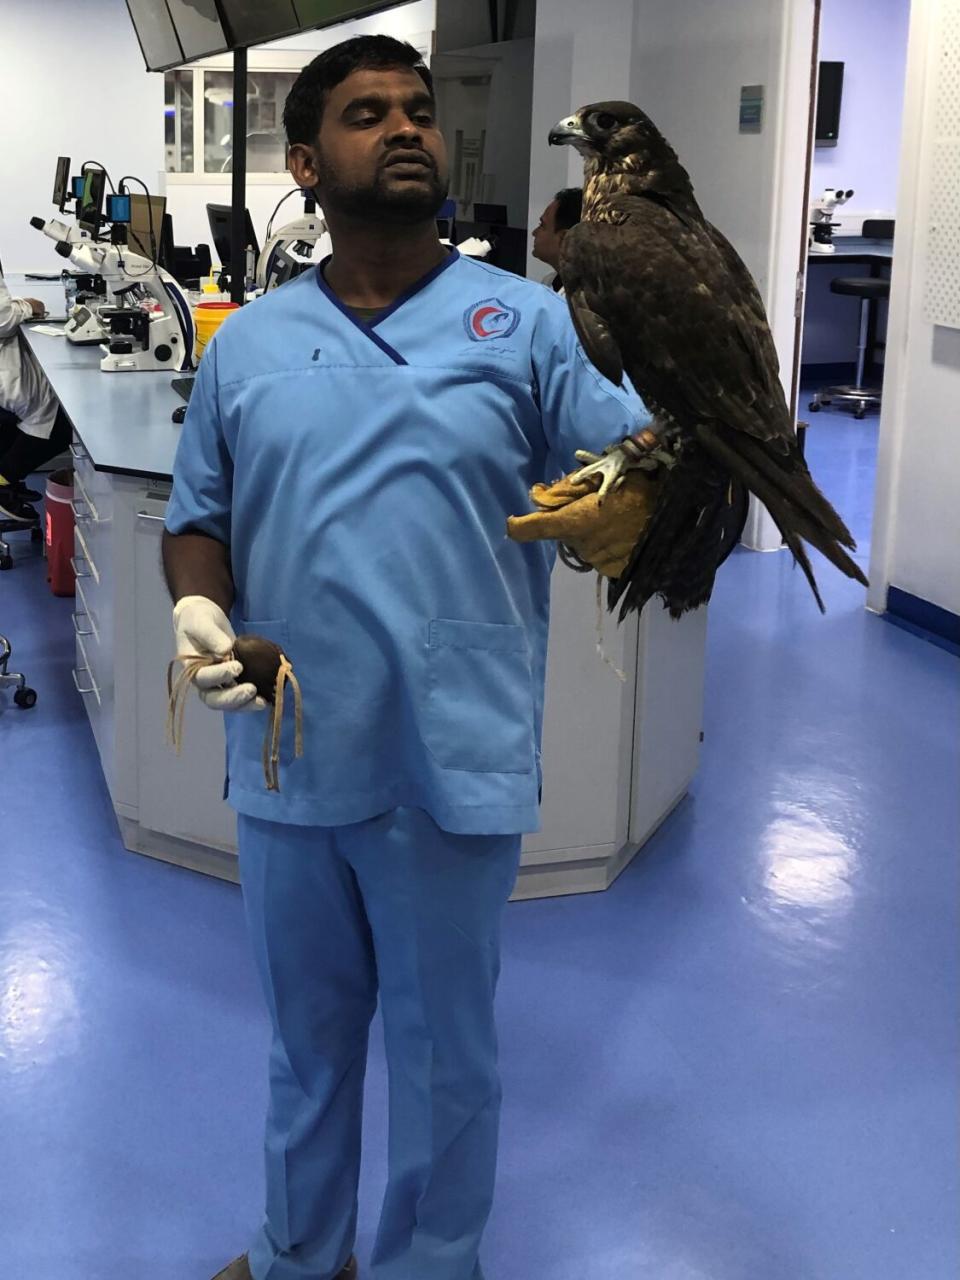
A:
[284,35,434,145]
[554,187,584,232]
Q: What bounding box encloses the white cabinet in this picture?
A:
[132,494,237,854]
[516,566,705,899]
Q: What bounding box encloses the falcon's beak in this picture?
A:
[549,115,588,146]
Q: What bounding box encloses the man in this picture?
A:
[163,35,650,1280]
[531,187,584,291]
[0,271,70,522]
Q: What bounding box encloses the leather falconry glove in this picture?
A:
[507,467,662,579]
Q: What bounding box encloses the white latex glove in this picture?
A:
[172,595,266,712]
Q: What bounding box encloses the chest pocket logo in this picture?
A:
[463,297,521,342]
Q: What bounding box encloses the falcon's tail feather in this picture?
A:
[698,427,868,611]
[608,465,750,620]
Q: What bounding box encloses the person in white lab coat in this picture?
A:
[0,269,70,522]
[530,186,583,295]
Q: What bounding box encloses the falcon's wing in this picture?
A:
[559,195,867,613]
[559,200,792,447]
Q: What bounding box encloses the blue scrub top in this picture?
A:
[166,251,651,834]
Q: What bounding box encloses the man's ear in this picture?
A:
[287,143,320,190]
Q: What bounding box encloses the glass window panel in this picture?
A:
[164,70,195,173]
[203,69,298,173]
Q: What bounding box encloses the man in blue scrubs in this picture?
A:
[163,35,649,1280]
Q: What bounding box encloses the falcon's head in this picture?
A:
[549,101,676,172]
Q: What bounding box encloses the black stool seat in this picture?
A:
[830,276,890,301]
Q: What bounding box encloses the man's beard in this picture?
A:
[315,152,448,225]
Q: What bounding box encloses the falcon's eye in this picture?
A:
[594,112,618,131]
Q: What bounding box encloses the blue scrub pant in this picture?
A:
[237,808,522,1280]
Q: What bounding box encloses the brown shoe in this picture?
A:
[211,1255,358,1280]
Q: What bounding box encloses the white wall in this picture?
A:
[530,0,817,551]
[633,0,817,551]
[528,0,636,275]
[801,0,910,368]
[434,38,534,228]
[869,0,960,618]
[0,0,164,275]
[0,0,435,275]
[812,0,910,215]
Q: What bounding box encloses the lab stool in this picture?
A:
[0,511,43,571]
[809,276,891,419]
[0,634,37,709]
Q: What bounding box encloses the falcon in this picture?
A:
[546,100,868,618]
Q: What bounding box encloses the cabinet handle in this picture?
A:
[69,441,87,461]
[72,611,95,638]
[70,554,91,579]
[136,511,167,524]
[72,472,99,522]
[74,525,99,582]
[70,497,91,522]
[74,580,98,642]
[72,666,100,701]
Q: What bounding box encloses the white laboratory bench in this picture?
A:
[17,274,707,899]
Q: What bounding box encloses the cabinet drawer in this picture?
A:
[73,523,102,585]
[71,467,102,525]
[74,636,112,784]
[72,580,100,648]
[73,634,102,708]
[82,604,113,695]
[70,436,114,514]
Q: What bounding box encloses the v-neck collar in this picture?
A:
[314,249,460,366]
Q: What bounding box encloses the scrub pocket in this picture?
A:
[424,618,536,774]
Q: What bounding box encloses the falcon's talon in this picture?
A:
[569,441,644,500]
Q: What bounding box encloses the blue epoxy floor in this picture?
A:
[1,404,957,1279]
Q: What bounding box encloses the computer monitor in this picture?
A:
[159,213,176,273]
[77,169,106,233]
[457,221,527,277]
[165,0,229,62]
[815,61,845,146]
[128,193,168,263]
[124,0,183,71]
[53,157,71,212]
[473,203,508,226]
[217,0,300,47]
[206,203,260,266]
[436,197,457,242]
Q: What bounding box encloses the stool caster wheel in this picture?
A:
[0,555,12,571]
[31,527,42,544]
[854,407,866,420]
[808,401,821,412]
[14,687,37,709]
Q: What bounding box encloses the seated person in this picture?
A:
[531,186,583,294]
[0,270,70,523]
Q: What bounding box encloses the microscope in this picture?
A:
[33,167,194,372]
[809,187,854,254]
[52,236,194,373]
[256,191,330,293]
